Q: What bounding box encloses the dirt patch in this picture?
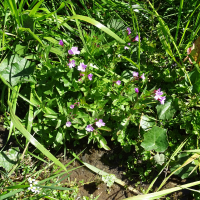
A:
[60,147,136,199]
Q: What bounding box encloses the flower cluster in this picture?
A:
[154,88,166,104]
[133,71,145,80]
[28,177,40,194]
[85,119,106,132]
[59,41,94,81]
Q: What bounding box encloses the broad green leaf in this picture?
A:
[44,37,59,44]
[0,148,20,171]
[154,154,165,165]
[0,55,35,86]
[141,126,168,152]
[7,101,67,172]
[156,99,176,120]
[140,115,156,131]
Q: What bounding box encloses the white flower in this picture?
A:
[28,184,36,193]
[28,177,35,184]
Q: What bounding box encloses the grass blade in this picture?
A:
[7,101,67,172]
[69,15,125,44]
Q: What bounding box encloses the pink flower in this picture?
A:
[95,119,105,128]
[127,27,131,35]
[66,121,71,127]
[78,63,87,72]
[154,88,163,100]
[128,43,131,46]
[132,35,140,42]
[116,80,121,85]
[133,71,139,77]
[70,105,74,109]
[86,125,94,132]
[159,96,166,104]
[140,73,145,80]
[59,40,64,46]
[68,47,80,55]
[135,88,139,93]
[80,73,84,76]
[88,73,93,81]
[124,46,129,50]
[68,59,75,68]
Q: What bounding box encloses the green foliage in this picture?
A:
[141,126,168,152]
[1,0,200,198]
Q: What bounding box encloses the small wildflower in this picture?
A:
[68,60,76,68]
[154,88,163,100]
[80,73,84,76]
[124,46,129,50]
[66,121,71,127]
[133,35,140,42]
[68,47,80,55]
[95,119,105,128]
[70,105,75,109]
[159,96,166,104]
[86,125,94,132]
[135,88,139,93]
[133,71,139,77]
[140,73,145,80]
[88,73,93,81]
[59,40,64,46]
[127,27,131,35]
[118,54,121,58]
[116,80,121,85]
[34,187,40,194]
[78,78,82,82]
[28,184,36,193]
[90,63,98,69]
[28,177,35,184]
[32,181,38,186]
[78,63,87,72]
[128,43,131,46]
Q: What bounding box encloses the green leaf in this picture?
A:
[156,99,176,120]
[98,126,111,132]
[69,15,125,44]
[140,115,156,131]
[154,154,165,165]
[0,148,20,171]
[141,126,168,152]
[0,55,35,86]
[7,101,67,172]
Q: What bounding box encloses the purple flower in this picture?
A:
[88,73,93,81]
[133,35,140,42]
[86,125,94,132]
[154,88,164,100]
[78,63,87,72]
[80,73,84,76]
[116,80,121,85]
[133,71,139,77]
[68,59,76,68]
[127,27,131,35]
[95,119,105,128]
[124,46,129,50]
[135,88,139,93]
[159,96,166,104]
[140,73,145,80]
[68,47,80,55]
[128,43,131,46]
[66,121,71,127]
[59,40,64,46]
[70,104,75,109]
